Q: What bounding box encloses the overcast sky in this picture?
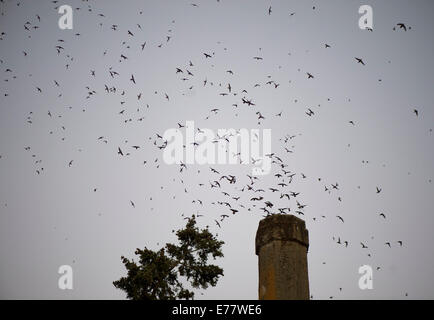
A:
[0,0,433,299]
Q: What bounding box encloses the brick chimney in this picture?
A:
[255,214,310,300]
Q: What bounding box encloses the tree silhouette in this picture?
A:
[113,215,224,300]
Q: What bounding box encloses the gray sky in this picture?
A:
[0,0,433,299]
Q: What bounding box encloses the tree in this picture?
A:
[113,215,224,300]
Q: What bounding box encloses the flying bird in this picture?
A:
[355,57,365,65]
[396,23,407,31]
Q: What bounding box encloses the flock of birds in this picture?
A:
[0,0,431,299]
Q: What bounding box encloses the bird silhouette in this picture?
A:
[355,57,365,65]
[396,23,407,31]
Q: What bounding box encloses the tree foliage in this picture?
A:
[113,215,224,300]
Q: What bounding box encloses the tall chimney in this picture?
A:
[255,214,310,300]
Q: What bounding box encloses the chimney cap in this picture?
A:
[255,214,309,255]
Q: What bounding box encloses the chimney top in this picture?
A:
[255,214,309,255]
